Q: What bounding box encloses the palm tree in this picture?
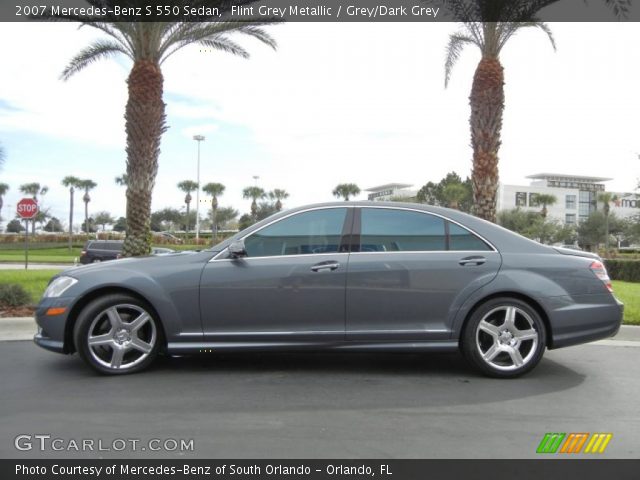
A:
[115,174,128,187]
[243,186,266,220]
[61,176,82,250]
[57,3,278,256]
[598,192,618,251]
[178,180,199,234]
[442,183,469,210]
[332,184,360,201]
[77,179,97,234]
[269,189,289,211]
[0,183,9,224]
[535,194,557,219]
[202,182,225,241]
[444,1,557,222]
[19,183,49,234]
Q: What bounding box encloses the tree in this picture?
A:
[202,182,225,240]
[44,217,64,232]
[213,206,239,232]
[114,174,128,187]
[112,217,127,233]
[269,189,289,211]
[56,4,278,257]
[19,182,49,234]
[77,179,97,235]
[177,180,199,234]
[444,1,556,222]
[332,183,360,201]
[536,194,557,219]
[577,211,624,250]
[150,208,182,232]
[417,172,473,212]
[256,201,278,221]
[0,183,9,222]
[94,211,116,231]
[6,219,24,233]
[598,192,618,250]
[243,186,266,219]
[61,176,82,250]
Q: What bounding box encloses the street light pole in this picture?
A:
[193,135,205,241]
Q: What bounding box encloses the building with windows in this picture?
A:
[365,183,417,201]
[496,173,639,225]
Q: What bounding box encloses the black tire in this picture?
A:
[73,294,162,375]
[461,297,546,378]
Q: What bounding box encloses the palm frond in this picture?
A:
[199,37,250,58]
[444,33,477,87]
[61,40,131,80]
[235,26,278,50]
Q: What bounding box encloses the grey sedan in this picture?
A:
[34,202,623,377]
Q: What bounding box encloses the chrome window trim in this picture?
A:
[211,205,352,262]
[359,205,498,253]
[211,204,497,262]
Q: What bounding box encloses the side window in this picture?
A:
[360,209,446,252]
[244,208,348,258]
[448,222,491,251]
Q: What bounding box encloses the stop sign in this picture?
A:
[17,198,38,219]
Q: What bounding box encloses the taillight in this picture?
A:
[80,250,86,256]
[590,261,613,293]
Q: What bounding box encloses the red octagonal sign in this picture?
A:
[17,198,38,219]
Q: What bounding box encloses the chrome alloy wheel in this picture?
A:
[87,304,157,370]
[475,305,539,371]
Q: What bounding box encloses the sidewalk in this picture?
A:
[0,263,71,270]
[1,317,639,344]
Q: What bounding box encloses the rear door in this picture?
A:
[346,207,501,341]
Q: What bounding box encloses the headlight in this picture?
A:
[43,276,78,298]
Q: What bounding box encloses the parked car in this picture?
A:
[35,202,623,377]
[79,240,174,264]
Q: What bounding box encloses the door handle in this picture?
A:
[458,256,486,266]
[311,261,340,272]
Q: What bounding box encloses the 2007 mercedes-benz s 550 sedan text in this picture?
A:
[34,202,623,377]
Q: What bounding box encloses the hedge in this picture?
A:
[604,260,640,283]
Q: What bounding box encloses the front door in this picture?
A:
[200,207,351,342]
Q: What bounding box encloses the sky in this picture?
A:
[0,21,639,229]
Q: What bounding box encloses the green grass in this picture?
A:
[1,269,638,325]
[612,281,640,326]
[0,247,81,264]
[0,270,62,303]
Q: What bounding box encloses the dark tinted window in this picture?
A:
[245,208,347,257]
[448,222,491,251]
[360,209,446,252]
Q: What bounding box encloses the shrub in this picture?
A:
[604,260,640,283]
[0,284,32,307]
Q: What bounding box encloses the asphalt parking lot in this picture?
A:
[1,339,639,459]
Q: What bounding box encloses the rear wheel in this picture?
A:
[73,294,162,375]
[462,297,546,378]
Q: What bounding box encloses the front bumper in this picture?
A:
[33,296,75,354]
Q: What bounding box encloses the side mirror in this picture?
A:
[228,239,247,258]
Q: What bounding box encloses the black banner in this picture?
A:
[3,460,640,480]
[4,0,640,23]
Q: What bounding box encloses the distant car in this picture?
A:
[79,240,174,264]
[37,202,622,377]
[153,232,183,244]
[79,240,122,264]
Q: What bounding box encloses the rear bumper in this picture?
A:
[543,294,623,349]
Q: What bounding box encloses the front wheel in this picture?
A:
[73,294,162,375]
[461,297,546,378]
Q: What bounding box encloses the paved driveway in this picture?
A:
[1,339,638,459]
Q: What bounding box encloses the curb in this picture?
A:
[1,318,639,343]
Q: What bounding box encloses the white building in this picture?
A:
[365,183,417,201]
[497,173,639,225]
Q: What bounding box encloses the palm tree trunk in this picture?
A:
[68,188,74,250]
[469,57,504,223]
[212,197,218,241]
[84,200,89,234]
[122,60,166,257]
[186,202,190,234]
